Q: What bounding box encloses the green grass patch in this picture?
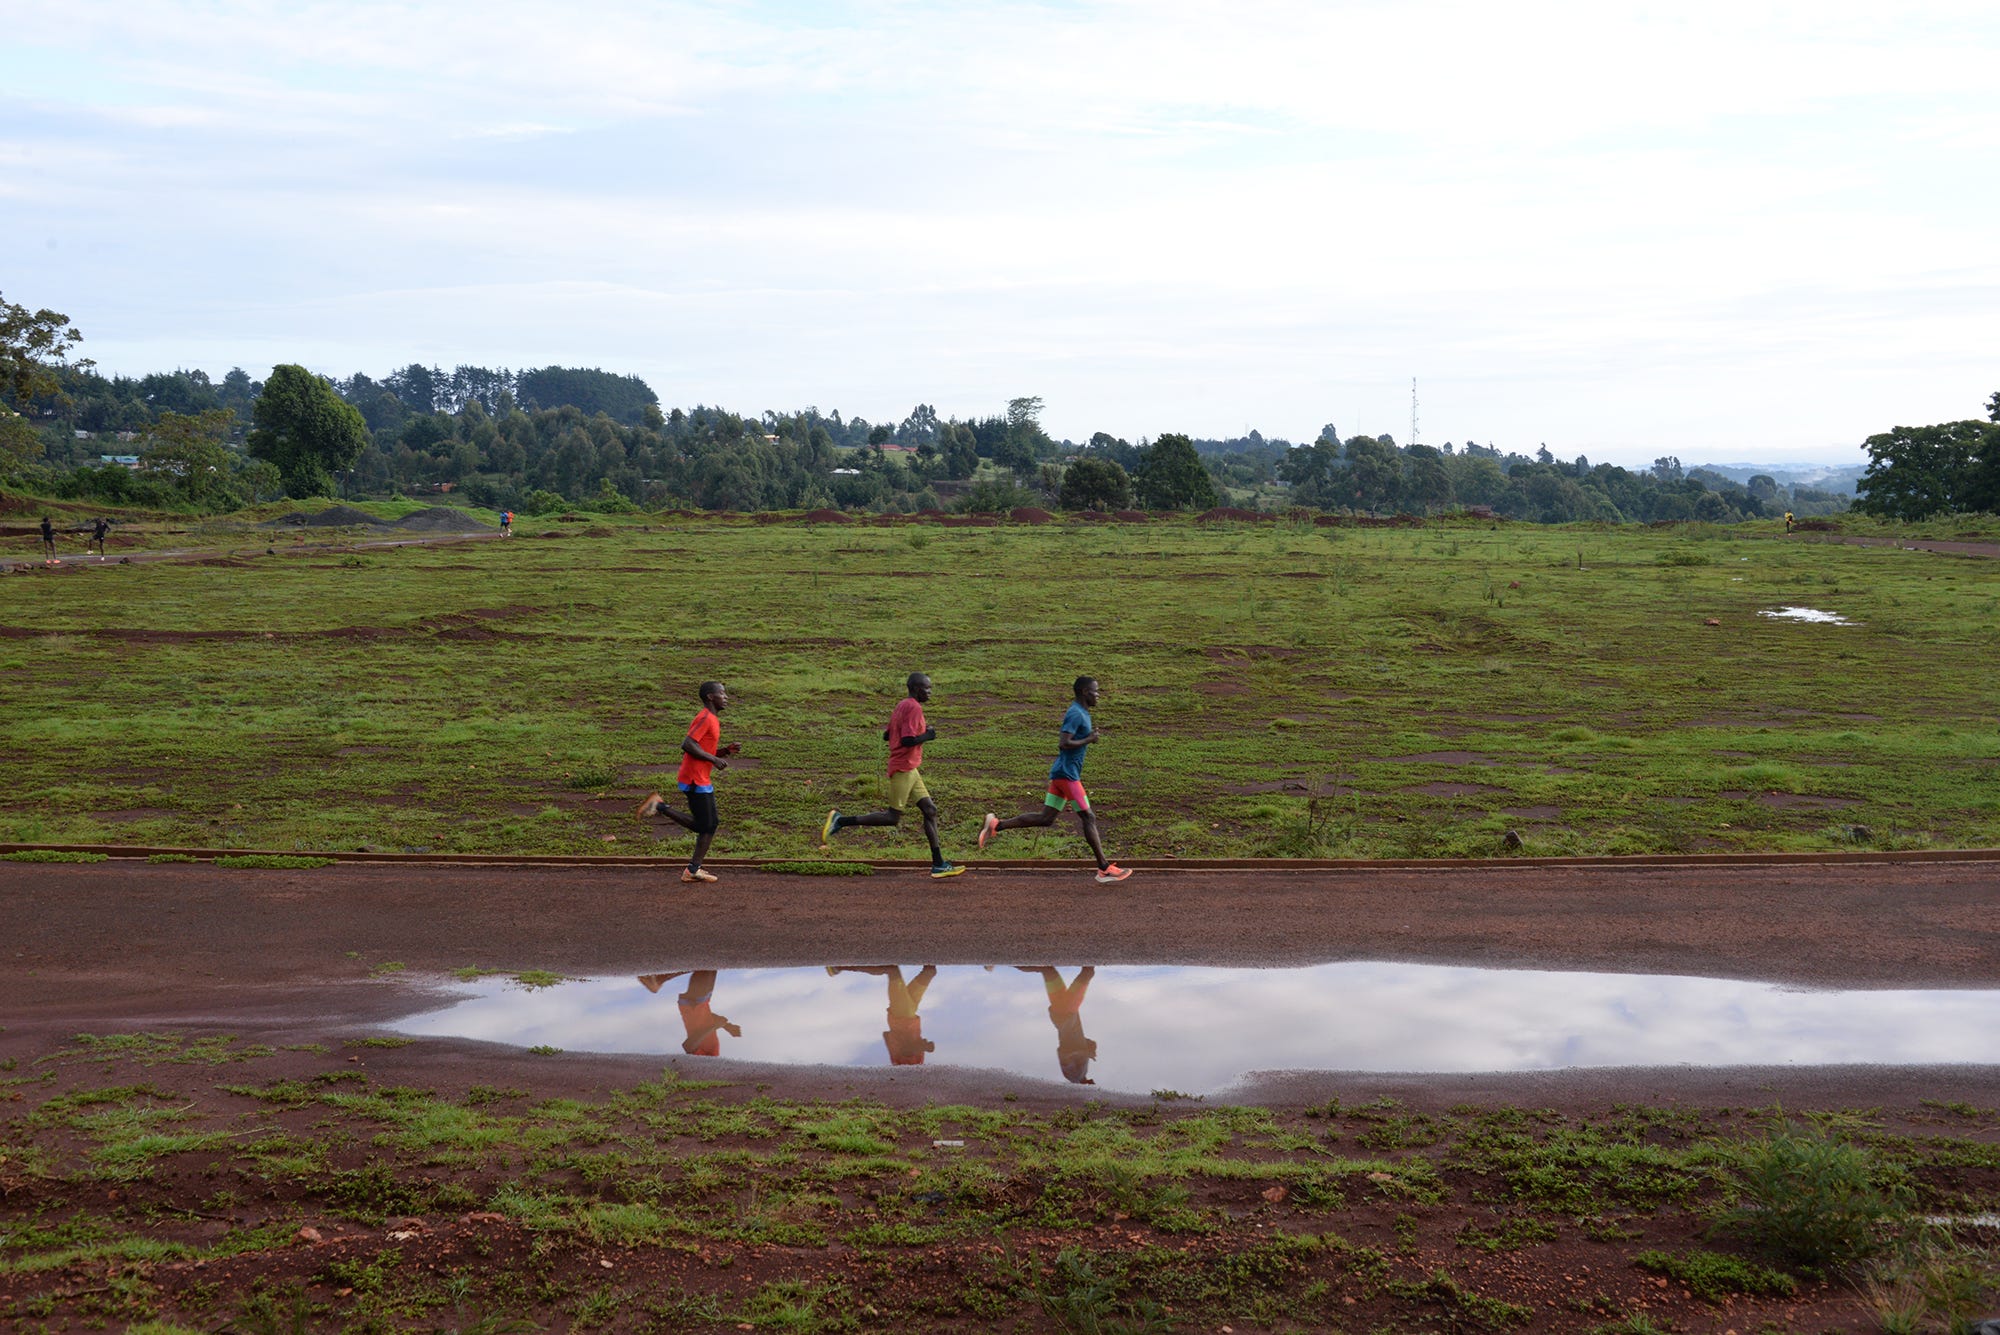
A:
[1634,1247,1797,1300]
[3,520,1996,859]
[211,854,337,869]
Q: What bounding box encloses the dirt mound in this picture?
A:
[1073,509,1109,522]
[1794,519,1839,532]
[801,508,850,524]
[390,507,493,533]
[1009,506,1054,524]
[1195,507,1273,523]
[1115,509,1151,522]
[266,505,384,528]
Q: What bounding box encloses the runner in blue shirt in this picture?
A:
[978,676,1131,883]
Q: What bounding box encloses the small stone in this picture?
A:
[1366,1172,1394,1183]
[1705,617,1721,626]
[1502,830,1524,850]
[1261,1186,1287,1203]
[461,1212,505,1224]
[296,1226,322,1243]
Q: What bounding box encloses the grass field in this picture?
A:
[2,514,1997,861]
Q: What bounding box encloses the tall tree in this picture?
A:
[1852,420,1997,520]
[1,293,91,470]
[1136,433,1219,510]
[141,409,239,507]
[1058,455,1132,510]
[1345,436,1403,512]
[248,365,371,498]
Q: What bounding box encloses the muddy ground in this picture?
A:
[3,857,1997,1332]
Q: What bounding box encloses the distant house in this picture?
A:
[98,454,142,469]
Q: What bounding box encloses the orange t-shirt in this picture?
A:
[677,708,720,787]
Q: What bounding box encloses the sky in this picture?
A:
[5,1,1996,468]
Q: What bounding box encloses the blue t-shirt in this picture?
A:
[1048,702,1093,781]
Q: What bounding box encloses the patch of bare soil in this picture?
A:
[1406,781,1509,797]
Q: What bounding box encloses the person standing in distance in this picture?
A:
[636,680,740,883]
[979,676,1132,883]
[820,672,964,878]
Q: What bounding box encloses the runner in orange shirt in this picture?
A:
[636,680,740,883]
[637,969,741,1055]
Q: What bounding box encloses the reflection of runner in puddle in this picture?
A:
[828,965,937,1064]
[1018,966,1098,1084]
[636,969,741,1055]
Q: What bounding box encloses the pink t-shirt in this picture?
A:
[887,697,926,774]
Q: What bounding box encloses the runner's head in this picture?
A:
[1072,675,1099,707]
[906,671,932,702]
[698,680,728,712]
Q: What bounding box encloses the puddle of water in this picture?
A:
[390,962,2000,1096]
[1759,606,1856,625]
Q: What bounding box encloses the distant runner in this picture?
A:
[979,676,1131,883]
[89,516,109,556]
[1784,510,1795,534]
[820,671,964,878]
[40,515,56,559]
[500,509,513,537]
[636,680,740,883]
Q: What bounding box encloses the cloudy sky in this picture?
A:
[6,1,1996,466]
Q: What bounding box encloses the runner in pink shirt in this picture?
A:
[819,672,964,879]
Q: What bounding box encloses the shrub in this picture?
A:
[1713,1120,1911,1267]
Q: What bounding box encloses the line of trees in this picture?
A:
[2,295,1887,523]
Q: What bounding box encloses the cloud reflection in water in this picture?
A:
[390,961,2000,1096]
